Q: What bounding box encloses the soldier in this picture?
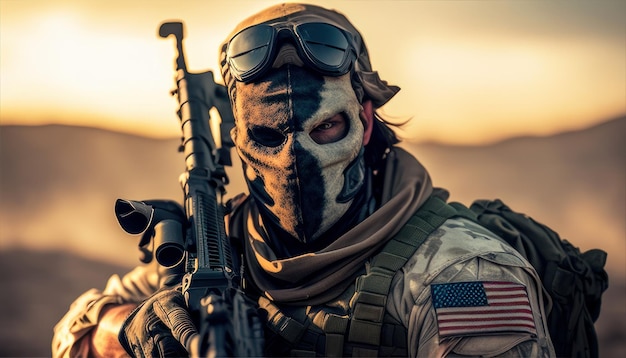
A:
[53,3,555,357]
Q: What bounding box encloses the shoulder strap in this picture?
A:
[257,195,463,357]
[347,195,458,351]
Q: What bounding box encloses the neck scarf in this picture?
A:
[243,147,433,305]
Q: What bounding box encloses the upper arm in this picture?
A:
[397,255,554,357]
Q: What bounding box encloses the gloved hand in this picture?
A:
[119,287,199,357]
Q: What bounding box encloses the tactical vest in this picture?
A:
[230,195,457,357]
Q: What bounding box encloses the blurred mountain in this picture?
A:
[0,124,248,266]
[1,117,624,270]
[0,117,624,356]
[4,119,621,264]
[402,115,625,274]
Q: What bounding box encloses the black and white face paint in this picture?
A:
[231,65,365,243]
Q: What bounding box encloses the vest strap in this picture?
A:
[321,313,349,357]
[347,195,457,348]
[258,195,459,356]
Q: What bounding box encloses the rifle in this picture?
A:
[114,21,264,357]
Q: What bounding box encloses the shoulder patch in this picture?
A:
[430,281,536,338]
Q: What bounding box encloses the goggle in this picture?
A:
[226,22,357,83]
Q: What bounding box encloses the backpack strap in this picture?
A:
[347,195,459,352]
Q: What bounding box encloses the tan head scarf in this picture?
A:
[218,2,400,110]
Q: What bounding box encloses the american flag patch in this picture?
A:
[431,281,536,338]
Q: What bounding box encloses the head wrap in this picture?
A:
[219,3,400,110]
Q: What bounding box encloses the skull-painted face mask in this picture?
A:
[231,65,365,243]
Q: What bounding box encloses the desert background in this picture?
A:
[1,0,625,357]
[1,117,624,357]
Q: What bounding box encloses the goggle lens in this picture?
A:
[297,23,350,68]
[227,25,273,74]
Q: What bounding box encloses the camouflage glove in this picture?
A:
[119,287,198,357]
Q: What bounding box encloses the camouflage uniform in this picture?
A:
[52,148,555,357]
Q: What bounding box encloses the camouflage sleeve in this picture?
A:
[386,217,555,357]
[51,264,160,358]
[409,259,553,357]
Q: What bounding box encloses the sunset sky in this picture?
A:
[1,0,624,144]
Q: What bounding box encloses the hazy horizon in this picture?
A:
[1,0,624,145]
[1,112,624,147]
[2,116,624,276]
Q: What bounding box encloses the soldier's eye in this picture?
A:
[310,113,348,144]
